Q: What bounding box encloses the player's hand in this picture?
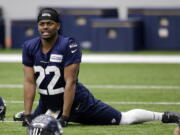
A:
[22,114,33,127]
[58,115,69,127]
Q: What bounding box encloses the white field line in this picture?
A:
[3,100,180,123]
[105,102,180,105]
[1,120,178,124]
[2,101,180,123]
[5,100,180,105]
[1,54,180,63]
[0,121,21,123]
[0,84,22,88]
[86,85,180,89]
[0,84,180,89]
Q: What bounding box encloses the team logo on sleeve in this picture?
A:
[50,54,63,63]
[69,43,78,53]
[69,43,78,48]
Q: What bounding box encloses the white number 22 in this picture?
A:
[34,66,64,95]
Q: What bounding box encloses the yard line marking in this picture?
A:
[0,84,180,89]
[5,100,180,105]
[0,84,22,88]
[0,120,20,123]
[5,101,38,104]
[1,54,180,63]
[1,121,178,124]
[106,102,180,105]
[86,85,180,89]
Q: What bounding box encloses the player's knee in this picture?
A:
[120,109,143,125]
[120,112,138,124]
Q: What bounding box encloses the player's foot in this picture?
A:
[162,112,180,123]
[13,111,24,121]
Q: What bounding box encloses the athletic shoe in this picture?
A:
[162,112,180,123]
[13,111,24,121]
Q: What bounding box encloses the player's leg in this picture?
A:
[32,103,47,117]
[71,83,122,125]
[71,83,180,125]
[120,109,163,124]
[70,100,121,125]
[120,109,180,124]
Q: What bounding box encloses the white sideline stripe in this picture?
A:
[5,100,180,105]
[1,54,180,63]
[82,54,180,63]
[0,84,180,89]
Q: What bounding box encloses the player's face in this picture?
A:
[38,20,60,40]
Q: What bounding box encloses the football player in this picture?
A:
[14,7,180,127]
[28,114,63,135]
[0,96,6,121]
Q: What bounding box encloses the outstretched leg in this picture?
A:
[120,109,180,125]
[120,109,163,125]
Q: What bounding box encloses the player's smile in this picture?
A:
[41,31,51,37]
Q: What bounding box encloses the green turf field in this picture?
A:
[0,62,180,135]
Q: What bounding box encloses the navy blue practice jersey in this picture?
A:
[22,35,82,110]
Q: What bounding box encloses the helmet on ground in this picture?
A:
[28,114,63,135]
[0,96,6,121]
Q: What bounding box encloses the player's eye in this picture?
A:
[38,22,45,27]
[47,22,54,26]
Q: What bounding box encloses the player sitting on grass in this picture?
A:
[14,7,180,127]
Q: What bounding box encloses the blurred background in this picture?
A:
[0,0,180,51]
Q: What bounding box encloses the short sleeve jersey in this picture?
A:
[22,35,82,109]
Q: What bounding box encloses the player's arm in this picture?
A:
[63,63,80,117]
[23,65,36,115]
